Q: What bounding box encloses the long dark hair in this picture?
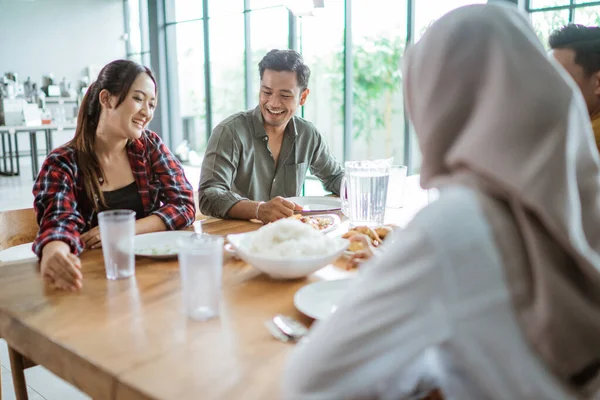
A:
[67,59,157,211]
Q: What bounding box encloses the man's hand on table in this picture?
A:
[257,196,303,223]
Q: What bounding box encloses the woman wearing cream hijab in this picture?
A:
[283,3,600,400]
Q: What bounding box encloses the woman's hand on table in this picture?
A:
[81,226,102,249]
[40,241,82,291]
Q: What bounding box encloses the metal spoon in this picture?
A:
[264,319,293,343]
[273,314,309,340]
[265,314,310,344]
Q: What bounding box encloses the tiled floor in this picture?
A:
[0,163,35,212]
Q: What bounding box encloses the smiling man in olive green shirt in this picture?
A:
[198,49,344,223]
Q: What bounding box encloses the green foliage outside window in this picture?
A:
[330,34,404,157]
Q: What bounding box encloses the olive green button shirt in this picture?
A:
[198,106,344,218]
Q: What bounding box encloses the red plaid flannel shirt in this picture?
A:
[32,130,195,257]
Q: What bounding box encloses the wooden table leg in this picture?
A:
[8,347,28,400]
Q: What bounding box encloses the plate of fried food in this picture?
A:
[288,213,341,234]
[341,225,396,257]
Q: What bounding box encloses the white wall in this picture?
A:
[0,0,126,86]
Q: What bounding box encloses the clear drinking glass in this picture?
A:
[98,210,135,280]
[386,165,408,208]
[341,158,393,227]
[178,235,224,321]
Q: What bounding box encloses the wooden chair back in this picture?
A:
[0,208,39,399]
[0,208,38,251]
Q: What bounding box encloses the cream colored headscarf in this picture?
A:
[404,3,600,397]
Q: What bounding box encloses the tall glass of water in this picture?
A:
[178,235,224,321]
[341,158,392,227]
[98,210,136,280]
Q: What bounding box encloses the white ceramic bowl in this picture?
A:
[226,231,348,279]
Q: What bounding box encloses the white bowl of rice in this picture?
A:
[226,219,348,279]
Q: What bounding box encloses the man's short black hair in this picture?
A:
[549,24,600,76]
[258,49,311,92]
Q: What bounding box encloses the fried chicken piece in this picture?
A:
[348,240,366,252]
[375,226,394,241]
[353,226,381,246]
[346,233,371,252]
[342,230,362,239]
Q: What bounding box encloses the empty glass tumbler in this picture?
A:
[178,235,224,321]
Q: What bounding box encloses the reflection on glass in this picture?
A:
[209,14,246,128]
[529,0,570,9]
[128,0,142,54]
[351,0,406,164]
[300,0,345,162]
[173,21,207,153]
[174,0,203,22]
[574,6,600,25]
[531,10,570,49]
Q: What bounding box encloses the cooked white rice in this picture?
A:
[247,218,337,258]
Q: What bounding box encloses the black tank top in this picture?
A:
[91,181,145,228]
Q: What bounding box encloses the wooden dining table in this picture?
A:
[0,217,361,400]
[0,177,434,400]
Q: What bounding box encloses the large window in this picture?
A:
[172,21,207,153]
[160,1,291,161]
[249,5,290,106]
[350,0,406,164]
[209,13,246,127]
[528,0,600,48]
[136,0,580,174]
[299,1,345,162]
[125,0,150,66]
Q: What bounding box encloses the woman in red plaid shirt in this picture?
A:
[33,60,196,291]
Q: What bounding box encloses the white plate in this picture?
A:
[287,196,342,212]
[133,231,193,259]
[0,242,36,264]
[290,213,341,234]
[294,279,353,320]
